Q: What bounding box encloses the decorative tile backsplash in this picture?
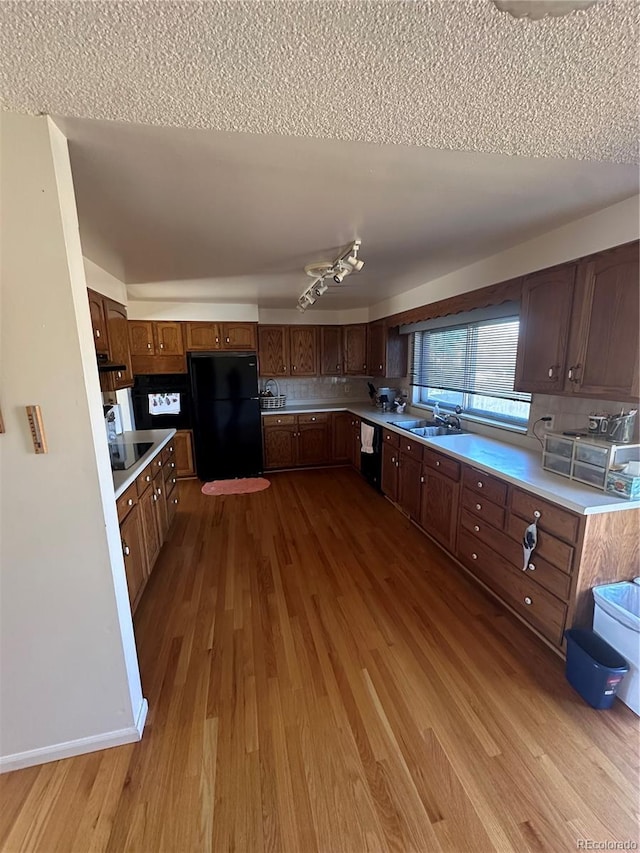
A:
[260,376,371,404]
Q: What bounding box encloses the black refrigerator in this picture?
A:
[188,352,263,481]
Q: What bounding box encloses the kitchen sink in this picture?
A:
[391,419,467,437]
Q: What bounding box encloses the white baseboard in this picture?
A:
[0,697,149,774]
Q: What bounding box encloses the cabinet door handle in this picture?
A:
[146,475,151,482]
[159,342,164,349]
[477,481,483,488]
[471,553,478,560]
[476,503,482,510]
[127,498,134,506]
[169,446,173,452]
[95,329,101,338]
[567,364,581,382]
[147,342,152,349]
[420,476,425,483]
[172,477,176,484]
[173,498,179,505]
[363,363,366,370]
[226,337,230,343]
[216,337,220,344]
[292,365,297,371]
[533,510,541,519]
[122,541,130,556]
[435,460,440,467]
[379,363,383,370]
[157,487,162,495]
[547,364,560,379]
[337,364,340,371]
[474,525,480,532]
[153,494,158,502]
[524,596,533,606]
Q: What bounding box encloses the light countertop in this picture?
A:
[265,402,640,515]
[112,429,176,499]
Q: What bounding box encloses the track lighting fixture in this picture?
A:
[297,240,365,312]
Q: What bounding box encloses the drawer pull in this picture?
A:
[474,525,480,532]
[157,487,162,495]
[476,503,482,510]
[435,460,441,467]
[153,494,158,502]
[471,553,478,560]
[169,446,173,452]
[524,596,533,605]
[420,476,425,484]
[146,475,151,482]
[173,497,179,505]
[127,498,134,506]
[407,445,412,451]
[533,510,541,519]
[170,462,176,468]
[172,477,177,484]
[311,417,316,421]
[477,481,483,488]
[157,460,162,467]
[527,563,536,571]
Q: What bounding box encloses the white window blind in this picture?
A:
[412,317,531,404]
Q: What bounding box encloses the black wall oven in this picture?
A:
[131,374,192,431]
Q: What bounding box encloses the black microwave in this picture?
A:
[131,374,192,431]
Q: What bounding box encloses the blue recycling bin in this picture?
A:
[564,628,629,709]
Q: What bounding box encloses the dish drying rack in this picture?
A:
[260,378,287,409]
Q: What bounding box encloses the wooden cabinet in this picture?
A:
[88,289,109,354]
[566,242,639,400]
[349,416,362,470]
[153,469,169,543]
[262,413,331,468]
[173,429,195,478]
[381,442,399,502]
[331,412,352,462]
[289,326,317,376]
[419,450,460,551]
[343,325,368,375]
[138,483,161,573]
[104,299,133,389]
[120,504,147,608]
[155,322,184,356]
[129,320,155,356]
[258,326,289,376]
[515,242,639,401]
[222,322,257,350]
[263,422,298,469]
[184,322,221,351]
[367,321,408,379]
[397,451,422,520]
[515,264,576,394]
[320,326,343,376]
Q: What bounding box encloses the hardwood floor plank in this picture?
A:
[2,469,638,853]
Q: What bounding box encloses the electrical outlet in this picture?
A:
[542,415,555,431]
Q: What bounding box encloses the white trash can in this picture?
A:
[592,580,640,716]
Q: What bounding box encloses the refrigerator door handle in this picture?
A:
[250,397,260,400]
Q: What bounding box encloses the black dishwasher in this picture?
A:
[360,421,382,491]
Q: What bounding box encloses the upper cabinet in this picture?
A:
[88,290,109,355]
[104,299,134,390]
[87,289,133,390]
[129,320,155,356]
[514,264,576,394]
[566,243,639,400]
[155,322,184,356]
[515,242,639,401]
[343,324,368,375]
[258,325,317,377]
[319,326,343,376]
[129,320,184,356]
[367,320,408,378]
[258,326,289,376]
[289,326,317,376]
[183,322,256,352]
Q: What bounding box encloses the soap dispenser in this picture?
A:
[433,402,441,421]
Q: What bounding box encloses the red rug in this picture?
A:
[201,477,271,496]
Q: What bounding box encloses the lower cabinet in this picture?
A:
[174,429,195,478]
[381,441,399,502]
[419,450,461,552]
[119,503,147,608]
[397,451,422,519]
[117,440,180,614]
[332,412,352,462]
[262,412,343,469]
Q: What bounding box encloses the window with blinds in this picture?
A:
[412,316,531,425]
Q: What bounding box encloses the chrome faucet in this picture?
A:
[435,405,463,430]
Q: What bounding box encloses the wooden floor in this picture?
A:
[2,468,638,852]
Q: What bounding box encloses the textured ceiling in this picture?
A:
[1,0,639,164]
[56,117,638,309]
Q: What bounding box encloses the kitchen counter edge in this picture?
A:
[112,429,177,499]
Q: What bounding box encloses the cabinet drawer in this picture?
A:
[262,414,297,427]
[424,449,460,481]
[398,439,423,462]
[462,487,505,530]
[117,483,138,522]
[457,530,567,646]
[136,464,154,496]
[167,473,178,498]
[161,441,176,465]
[506,513,574,574]
[163,456,178,481]
[298,412,329,424]
[463,466,508,506]
[150,452,164,474]
[383,430,400,448]
[460,510,571,600]
[510,488,580,543]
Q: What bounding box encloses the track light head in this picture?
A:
[313,281,328,297]
[345,256,365,272]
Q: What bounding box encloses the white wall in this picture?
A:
[0,113,145,771]
[83,257,128,304]
[258,307,369,325]
[127,299,259,321]
[371,195,640,320]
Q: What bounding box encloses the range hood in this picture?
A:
[97,353,127,373]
